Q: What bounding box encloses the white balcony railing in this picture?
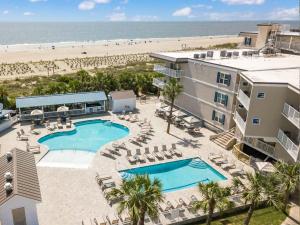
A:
[277,129,299,162]
[153,64,183,78]
[283,103,300,129]
[243,137,275,157]
[152,78,166,89]
[234,111,246,133]
[237,89,250,110]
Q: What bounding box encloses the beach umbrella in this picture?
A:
[183,116,200,124]
[173,110,187,118]
[57,106,69,112]
[255,162,275,173]
[30,109,43,116]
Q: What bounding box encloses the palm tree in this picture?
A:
[162,78,183,134]
[275,161,300,212]
[233,172,281,225]
[107,175,164,225]
[193,182,233,225]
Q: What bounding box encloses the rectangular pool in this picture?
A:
[119,158,227,192]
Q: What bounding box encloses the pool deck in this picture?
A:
[0,97,254,225]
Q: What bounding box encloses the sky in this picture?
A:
[0,0,299,22]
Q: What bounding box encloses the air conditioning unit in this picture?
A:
[200,53,206,59]
[194,54,200,59]
[6,152,13,162]
[4,182,13,192]
[4,172,13,181]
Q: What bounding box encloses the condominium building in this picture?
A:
[151,50,300,163]
[239,23,300,54]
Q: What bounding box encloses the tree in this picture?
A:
[233,172,281,225]
[162,78,183,134]
[107,175,164,225]
[193,182,233,225]
[275,161,300,212]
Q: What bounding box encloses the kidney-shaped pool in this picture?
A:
[38,119,129,152]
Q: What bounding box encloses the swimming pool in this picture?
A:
[120,158,227,192]
[38,119,129,152]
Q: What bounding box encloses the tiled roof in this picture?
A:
[0,148,41,205]
[109,90,136,100]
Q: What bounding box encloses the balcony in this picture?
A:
[234,111,246,134]
[153,64,183,78]
[282,103,300,129]
[277,129,299,162]
[152,78,166,89]
[243,137,275,157]
[237,89,250,110]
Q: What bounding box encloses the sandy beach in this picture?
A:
[0,35,242,79]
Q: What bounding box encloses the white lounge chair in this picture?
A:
[106,213,119,225]
[229,167,246,176]
[221,161,236,170]
[144,147,155,161]
[94,217,107,225]
[208,152,223,161]
[126,150,137,164]
[20,129,30,136]
[95,173,112,185]
[26,142,40,154]
[100,150,116,159]
[153,146,164,160]
[162,145,172,158]
[66,118,72,128]
[170,144,182,157]
[112,142,126,150]
[16,131,29,141]
[136,149,146,163]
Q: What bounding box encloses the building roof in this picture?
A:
[109,90,136,100]
[241,68,300,92]
[16,91,107,108]
[151,50,300,71]
[0,148,41,206]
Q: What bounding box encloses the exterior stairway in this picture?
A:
[210,128,236,150]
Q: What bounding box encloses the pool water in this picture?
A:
[38,120,129,152]
[120,158,227,192]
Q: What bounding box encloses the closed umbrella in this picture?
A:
[173,110,187,118]
[57,106,69,112]
[31,109,43,116]
[183,116,200,124]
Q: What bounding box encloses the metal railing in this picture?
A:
[234,111,246,133]
[237,89,250,110]
[152,78,166,89]
[153,64,183,78]
[283,103,300,128]
[277,129,299,162]
[243,137,275,156]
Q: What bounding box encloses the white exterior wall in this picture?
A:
[0,196,39,225]
[112,98,136,113]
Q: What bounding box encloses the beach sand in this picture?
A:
[0,35,242,79]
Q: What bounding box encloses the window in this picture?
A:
[216,72,231,86]
[214,92,229,106]
[252,117,260,125]
[212,110,225,125]
[244,37,252,46]
[257,92,265,99]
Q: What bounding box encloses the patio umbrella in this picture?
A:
[255,162,275,173]
[57,106,69,112]
[173,110,187,118]
[30,109,43,116]
[183,116,200,124]
[162,106,178,113]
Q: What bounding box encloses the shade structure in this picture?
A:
[30,109,43,116]
[173,110,187,118]
[183,116,200,124]
[57,106,69,112]
[255,162,275,173]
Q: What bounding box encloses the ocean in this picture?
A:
[0,21,298,45]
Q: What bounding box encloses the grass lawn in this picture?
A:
[195,207,287,225]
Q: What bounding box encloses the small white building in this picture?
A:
[109,90,136,113]
[0,148,41,225]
